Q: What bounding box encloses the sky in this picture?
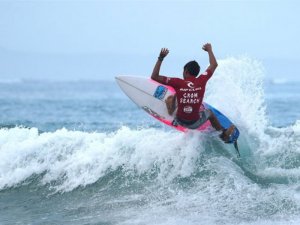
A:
[0,0,299,81]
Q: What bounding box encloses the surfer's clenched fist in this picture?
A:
[158,48,169,61]
[202,43,213,52]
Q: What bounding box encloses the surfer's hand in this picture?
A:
[158,48,169,61]
[202,43,212,52]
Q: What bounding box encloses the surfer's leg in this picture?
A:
[165,95,177,115]
[206,110,237,143]
[207,109,224,131]
[204,110,239,144]
[219,124,236,142]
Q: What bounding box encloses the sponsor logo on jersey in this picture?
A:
[186,81,194,88]
[183,105,193,113]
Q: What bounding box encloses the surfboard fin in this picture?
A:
[233,141,240,158]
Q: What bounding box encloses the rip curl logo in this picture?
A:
[186,81,194,88]
[202,72,208,76]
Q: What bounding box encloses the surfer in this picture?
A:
[151,43,237,143]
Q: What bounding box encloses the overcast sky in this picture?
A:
[0,0,299,80]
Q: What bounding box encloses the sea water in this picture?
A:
[1,57,300,225]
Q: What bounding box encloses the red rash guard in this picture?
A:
[161,69,213,121]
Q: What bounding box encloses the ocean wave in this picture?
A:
[0,126,209,192]
[1,57,299,195]
[1,56,300,224]
[0,122,300,193]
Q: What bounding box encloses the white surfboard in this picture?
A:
[115,76,212,132]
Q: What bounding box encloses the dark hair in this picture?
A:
[184,61,200,77]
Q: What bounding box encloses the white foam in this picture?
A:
[118,154,300,225]
[0,126,209,191]
[206,56,267,137]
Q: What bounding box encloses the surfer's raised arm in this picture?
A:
[202,43,218,74]
[151,48,169,83]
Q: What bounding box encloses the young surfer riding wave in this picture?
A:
[151,43,239,144]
